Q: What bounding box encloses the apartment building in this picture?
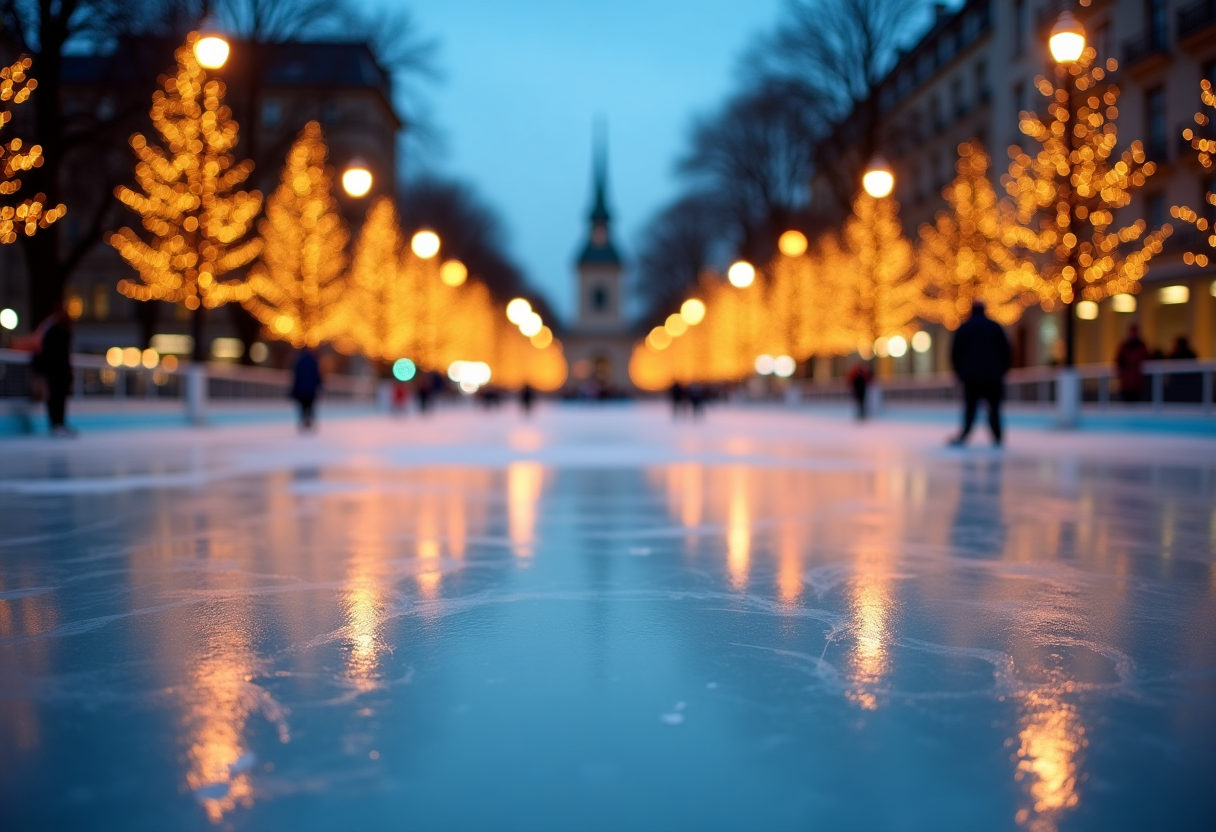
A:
[0,37,400,362]
[858,0,1216,369]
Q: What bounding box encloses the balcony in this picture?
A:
[1178,0,1216,50]
[1122,29,1171,75]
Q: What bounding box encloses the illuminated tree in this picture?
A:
[838,192,922,356]
[1003,50,1170,308]
[919,141,1037,329]
[0,56,66,245]
[242,121,349,348]
[110,34,263,359]
[1170,79,1216,268]
[398,242,450,370]
[335,196,406,362]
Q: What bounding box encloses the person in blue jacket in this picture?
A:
[291,348,322,432]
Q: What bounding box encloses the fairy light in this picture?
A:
[0,56,66,244]
[243,121,348,348]
[109,33,263,309]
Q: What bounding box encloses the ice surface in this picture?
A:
[1,404,1215,831]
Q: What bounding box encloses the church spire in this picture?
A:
[578,120,620,266]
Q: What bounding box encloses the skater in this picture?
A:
[291,347,322,432]
[1114,324,1149,402]
[30,304,75,436]
[949,301,1011,447]
[847,361,872,421]
[520,383,535,417]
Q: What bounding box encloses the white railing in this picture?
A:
[797,360,1216,415]
[0,348,378,413]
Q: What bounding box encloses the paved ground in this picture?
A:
[2,404,1215,831]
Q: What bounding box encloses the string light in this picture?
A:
[0,56,66,244]
[110,33,263,309]
[1170,79,1216,268]
[243,121,348,348]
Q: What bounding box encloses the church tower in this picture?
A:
[575,134,625,332]
[563,128,635,392]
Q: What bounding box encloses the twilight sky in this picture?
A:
[394,0,786,323]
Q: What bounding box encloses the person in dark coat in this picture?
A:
[291,348,322,431]
[1114,324,1149,402]
[520,383,535,417]
[32,305,74,436]
[949,301,1012,447]
[847,362,872,421]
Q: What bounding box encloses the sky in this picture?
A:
[393,0,787,323]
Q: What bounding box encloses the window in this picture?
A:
[591,286,608,312]
[92,285,109,320]
[938,31,955,65]
[975,61,989,103]
[1147,0,1167,48]
[1013,0,1027,56]
[1146,192,1166,230]
[262,99,281,128]
[1146,86,1167,159]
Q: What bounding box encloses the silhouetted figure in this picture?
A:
[949,301,1011,447]
[291,348,322,432]
[669,381,685,418]
[847,362,872,421]
[688,383,706,418]
[31,305,74,436]
[1166,336,1201,403]
[520,383,535,416]
[1115,324,1150,402]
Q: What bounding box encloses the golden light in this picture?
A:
[530,325,553,349]
[440,259,468,287]
[341,163,373,198]
[911,331,932,353]
[777,230,808,257]
[162,354,179,371]
[887,335,908,357]
[664,313,688,337]
[773,355,796,377]
[519,312,543,338]
[862,156,895,198]
[410,229,440,259]
[105,347,123,367]
[727,260,755,288]
[1159,285,1189,305]
[141,348,160,369]
[1049,12,1086,64]
[754,354,775,375]
[506,298,532,324]
[1075,300,1099,320]
[1111,293,1136,313]
[193,35,230,70]
[680,298,706,325]
[121,346,142,368]
[646,326,672,350]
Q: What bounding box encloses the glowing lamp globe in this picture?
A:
[506,298,532,325]
[520,312,544,338]
[1049,12,1086,64]
[440,260,468,287]
[727,260,755,288]
[411,229,441,259]
[193,36,230,70]
[777,230,808,257]
[680,298,706,325]
[0,307,17,330]
[862,157,895,198]
[341,163,373,197]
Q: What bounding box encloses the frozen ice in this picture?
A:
[1,404,1215,831]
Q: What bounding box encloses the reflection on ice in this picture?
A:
[1014,685,1086,832]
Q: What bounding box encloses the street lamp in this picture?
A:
[727,260,755,288]
[862,156,895,199]
[193,34,230,70]
[342,158,373,198]
[410,229,440,259]
[1051,11,1086,370]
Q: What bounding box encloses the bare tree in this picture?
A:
[634,191,724,320]
[679,78,821,263]
[749,0,928,214]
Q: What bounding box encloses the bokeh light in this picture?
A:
[530,326,553,349]
[506,298,532,324]
[664,313,688,337]
[887,335,908,358]
[141,348,160,369]
[778,230,808,257]
[773,355,796,377]
[680,298,706,325]
[0,308,16,330]
[754,354,775,375]
[911,331,932,353]
[410,229,441,259]
[392,358,417,381]
[193,36,230,69]
[519,312,543,338]
[440,260,468,287]
[727,260,755,288]
[341,166,373,198]
[1075,300,1099,320]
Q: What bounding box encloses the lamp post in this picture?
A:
[1050,11,1086,425]
[1049,12,1086,369]
[860,156,896,409]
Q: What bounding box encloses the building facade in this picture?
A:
[561,147,637,393]
[834,0,1216,371]
[0,37,399,365]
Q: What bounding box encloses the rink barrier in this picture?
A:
[792,359,1216,416]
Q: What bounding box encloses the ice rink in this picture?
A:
[2,404,1215,831]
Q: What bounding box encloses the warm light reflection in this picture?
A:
[726,468,751,590]
[507,461,544,558]
[1013,688,1086,830]
[344,499,391,690]
[776,522,803,607]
